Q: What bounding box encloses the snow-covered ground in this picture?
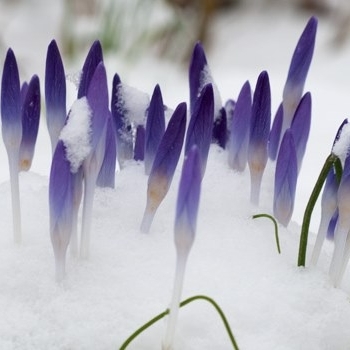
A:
[1,1,350,349]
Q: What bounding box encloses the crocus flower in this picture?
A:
[134,124,145,161]
[96,113,117,188]
[111,73,133,166]
[329,152,350,287]
[273,129,298,227]
[281,16,317,138]
[248,71,271,205]
[185,83,214,177]
[140,102,187,233]
[77,40,103,99]
[144,84,165,174]
[49,140,76,282]
[163,145,201,350]
[19,75,41,171]
[227,80,251,171]
[80,62,109,259]
[268,102,283,161]
[20,81,28,105]
[212,107,227,149]
[290,92,312,172]
[1,48,22,244]
[45,39,67,153]
[310,166,339,266]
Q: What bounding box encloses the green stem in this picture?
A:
[297,153,340,267]
[252,214,281,254]
[119,294,240,350]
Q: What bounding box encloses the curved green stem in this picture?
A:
[252,214,281,254]
[119,294,240,350]
[297,153,341,267]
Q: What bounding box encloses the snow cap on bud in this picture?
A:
[19,75,41,171]
[273,129,298,226]
[45,40,67,152]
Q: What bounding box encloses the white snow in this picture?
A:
[332,121,350,162]
[59,97,92,173]
[2,1,350,349]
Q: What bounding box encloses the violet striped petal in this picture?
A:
[273,129,298,227]
[185,83,214,177]
[144,84,166,174]
[19,75,41,171]
[268,102,283,161]
[140,102,187,233]
[49,140,75,281]
[134,124,145,161]
[1,48,22,150]
[45,40,67,152]
[228,80,251,171]
[290,92,312,172]
[97,113,117,188]
[248,71,271,204]
[282,16,317,133]
[77,40,103,98]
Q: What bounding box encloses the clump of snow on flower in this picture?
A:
[199,64,222,118]
[65,70,82,90]
[332,122,350,163]
[59,97,92,173]
[117,83,150,125]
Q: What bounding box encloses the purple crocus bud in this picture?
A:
[134,124,145,161]
[227,81,251,171]
[331,118,349,164]
[49,140,75,282]
[225,98,236,133]
[185,83,214,177]
[281,16,317,136]
[162,145,201,349]
[141,102,187,233]
[1,48,22,244]
[273,129,298,227]
[310,166,339,265]
[268,103,283,161]
[80,62,109,259]
[144,84,165,174]
[97,113,117,188]
[248,71,271,205]
[290,92,312,172]
[45,40,67,153]
[329,153,350,286]
[19,75,41,171]
[189,42,208,116]
[1,48,22,152]
[212,107,227,149]
[20,81,28,106]
[111,73,133,166]
[77,40,103,98]
[327,210,338,241]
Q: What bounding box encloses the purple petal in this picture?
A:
[45,40,67,151]
[327,210,338,241]
[291,92,311,172]
[273,129,298,226]
[97,113,116,188]
[1,48,22,149]
[78,40,103,98]
[228,80,251,171]
[282,17,317,130]
[189,42,208,116]
[175,145,202,248]
[134,124,145,161]
[20,82,29,106]
[145,84,166,174]
[19,75,41,171]
[86,62,109,151]
[185,83,214,177]
[268,103,283,161]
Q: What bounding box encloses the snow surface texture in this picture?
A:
[2,1,350,349]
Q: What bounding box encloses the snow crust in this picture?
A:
[59,97,92,173]
[332,122,350,162]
